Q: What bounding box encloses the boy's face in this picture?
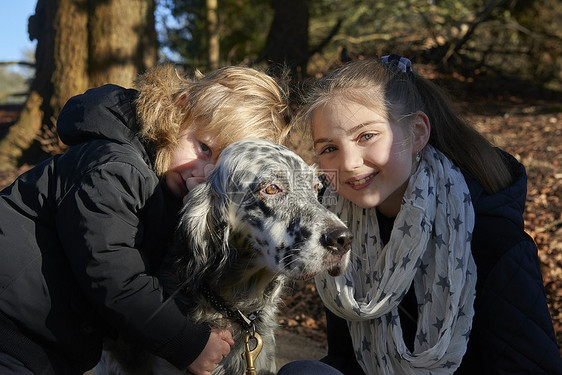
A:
[165,129,219,199]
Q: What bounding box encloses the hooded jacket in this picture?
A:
[0,84,210,374]
[321,152,562,374]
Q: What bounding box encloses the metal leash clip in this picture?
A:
[241,331,263,375]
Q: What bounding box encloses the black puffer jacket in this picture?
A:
[0,85,210,374]
[321,152,562,374]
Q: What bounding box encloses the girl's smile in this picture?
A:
[346,172,377,189]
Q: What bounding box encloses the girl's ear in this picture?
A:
[413,111,431,153]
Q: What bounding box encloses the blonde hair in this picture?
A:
[297,58,512,194]
[135,64,291,174]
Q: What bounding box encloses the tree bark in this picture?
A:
[207,0,219,71]
[52,0,89,117]
[89,0,157,87]
[0,92,44,170]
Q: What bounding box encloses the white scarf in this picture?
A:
[316,145,477,374]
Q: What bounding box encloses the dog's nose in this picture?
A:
[323,227,352,255]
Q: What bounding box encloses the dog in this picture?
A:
[95,139,352,375]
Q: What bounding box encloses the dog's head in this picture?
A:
[175,139,351,288]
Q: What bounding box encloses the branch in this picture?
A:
[0,92,29,100]
[308,19,343,58]
[443,0,514,63]
[0,61,36,68]
[331,32,394,45]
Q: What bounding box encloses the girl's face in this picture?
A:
[312,99,417,217]
[165,129,219,198]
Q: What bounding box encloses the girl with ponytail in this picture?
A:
[279,55,561,374]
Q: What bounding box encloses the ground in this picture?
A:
[0,66,561,361]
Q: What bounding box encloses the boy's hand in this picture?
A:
[187,328,234,375]
[184,164,216,203]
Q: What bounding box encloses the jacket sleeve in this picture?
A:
[467,236,562,374]
[56,160,209,370]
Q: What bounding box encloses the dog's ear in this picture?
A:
[174,177,232,289]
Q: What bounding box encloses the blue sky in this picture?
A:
[0,0,37,62]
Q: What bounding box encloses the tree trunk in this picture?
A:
[261,0,309,79]
[52,0,89,118]
[0,92,44,170]
[89,0,157,87]
[207,0,219,71]
[0,0,158,171]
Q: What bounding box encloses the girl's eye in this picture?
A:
[359,133,374,142]
[263,184,281,195]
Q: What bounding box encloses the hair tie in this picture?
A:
[380,54,413,74]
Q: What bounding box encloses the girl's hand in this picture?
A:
[187,328,234,375]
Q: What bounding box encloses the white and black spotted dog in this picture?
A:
[96,139,351,375]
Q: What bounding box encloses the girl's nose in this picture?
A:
[339,146,363,171]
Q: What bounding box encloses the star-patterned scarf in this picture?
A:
[316,145,477,374]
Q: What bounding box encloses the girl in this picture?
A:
[279,55,562,374]
[0,64,290,375]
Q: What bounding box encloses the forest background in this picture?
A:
[0,0,561,356]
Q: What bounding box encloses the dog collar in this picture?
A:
[201,285,262,332]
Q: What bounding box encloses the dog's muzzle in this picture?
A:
[322,226,353,255]
[320,226,352,277]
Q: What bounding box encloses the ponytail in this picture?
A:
[412,75,513,193]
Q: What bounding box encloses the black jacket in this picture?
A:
[321,152,562,374]
[0,85,210,374]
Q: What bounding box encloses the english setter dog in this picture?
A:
[96,139,351,375]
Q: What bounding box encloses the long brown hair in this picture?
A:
[297,58,512,194]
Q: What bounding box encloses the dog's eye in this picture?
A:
[314,183,322,194]
[263,184,281,195]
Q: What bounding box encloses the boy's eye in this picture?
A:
[200,142,211,155]
[319,146,336,155]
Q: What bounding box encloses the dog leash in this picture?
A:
[200,285,263,375]
[242,331,263,375]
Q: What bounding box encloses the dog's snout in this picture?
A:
[323,227,352,254]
